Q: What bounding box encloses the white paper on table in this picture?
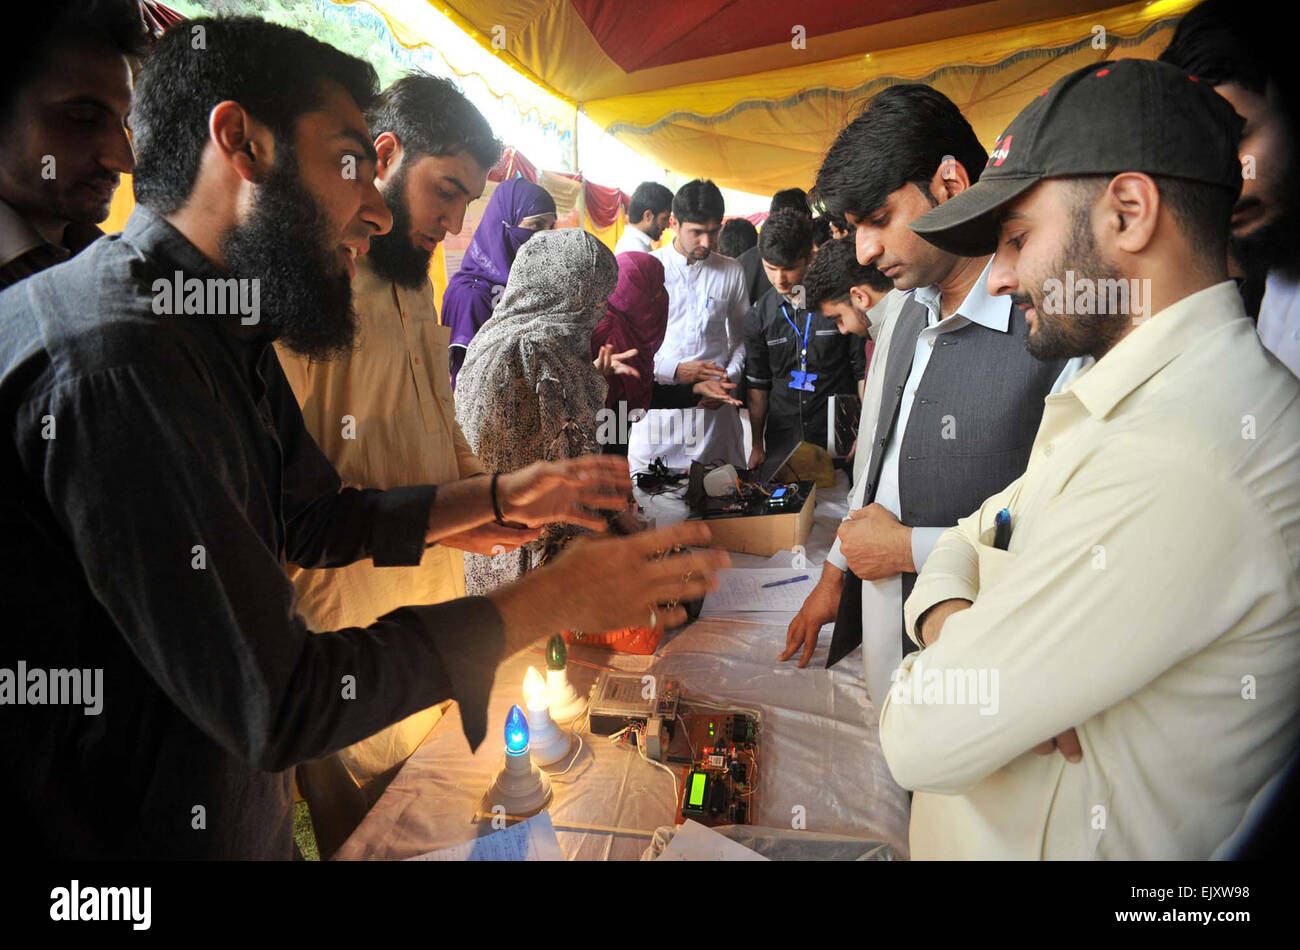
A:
[406,811,564,861]
[656,820,769,861]
[699,569,814,613]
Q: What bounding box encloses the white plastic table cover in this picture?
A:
[335,470,911,860]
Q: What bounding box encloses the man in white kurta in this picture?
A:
[628,205,749,472]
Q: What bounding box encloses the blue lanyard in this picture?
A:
[780,302,811,370]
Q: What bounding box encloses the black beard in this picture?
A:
[1021,203,1130,362]
[1230,181,1300,283]
[219,150,357,361]
[366,164,433,289]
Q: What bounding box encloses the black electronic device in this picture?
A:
[685,460,812,522]
[766,485,794,511]
[634,457,688,493]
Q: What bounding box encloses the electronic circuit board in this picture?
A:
[665,711,759,826]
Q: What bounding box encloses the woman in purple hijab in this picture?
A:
[443,177,557,386]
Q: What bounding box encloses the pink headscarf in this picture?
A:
[590,251,669,414]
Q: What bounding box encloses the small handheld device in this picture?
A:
[764,485,795,512]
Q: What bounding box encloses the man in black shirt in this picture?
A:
[744,210,865,470]
[0,17,727,859]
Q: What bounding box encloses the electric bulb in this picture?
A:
[485,704,552,819]
[546,634,566,671]
[545,638,588,723]
[504,704,529,756]
[523,666,548,710]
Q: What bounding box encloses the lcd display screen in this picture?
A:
[689,771,707,807]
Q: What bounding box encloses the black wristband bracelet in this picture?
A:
[490,472,508,524]
[491,472,529,529]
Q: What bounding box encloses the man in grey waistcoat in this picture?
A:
[782,84,1088,708]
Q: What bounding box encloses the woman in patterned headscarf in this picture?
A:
[442,177,557,387]
[455,228,619,595]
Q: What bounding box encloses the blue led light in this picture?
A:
[505,704,530,756]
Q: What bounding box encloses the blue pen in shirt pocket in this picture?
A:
[993,508,1012,550]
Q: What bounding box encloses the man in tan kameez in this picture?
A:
[276,76,530,817]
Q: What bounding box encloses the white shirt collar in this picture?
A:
[661,239,715,271]
[913,257,1009,332]
[623,226,653,251]
[0,198,46,268]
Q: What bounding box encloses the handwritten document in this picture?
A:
[700,569,813,613]
[408,812,564,861]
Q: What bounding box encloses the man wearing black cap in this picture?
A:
[882,59,1300,859]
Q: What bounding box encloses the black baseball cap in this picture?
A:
[910,58,1245,257]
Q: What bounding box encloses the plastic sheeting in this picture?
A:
[641,824,897,861]
[336,471,911,860]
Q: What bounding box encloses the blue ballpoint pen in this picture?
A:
[761,574,810,588]
[993,508,1012,550]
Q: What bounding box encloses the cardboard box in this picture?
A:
[689,484,817,556]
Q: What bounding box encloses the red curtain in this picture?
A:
[139,0,184,36]
[582,180,628,229]
[488,147,539,183]
[488,148,630,228]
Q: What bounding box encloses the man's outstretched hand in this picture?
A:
[497,455,633,531]
[675,359,727,384]
[779,566,844,667]
[489,521,731,650]
[694,378,742,409]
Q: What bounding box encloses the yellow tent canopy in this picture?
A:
[352,0,1196,196]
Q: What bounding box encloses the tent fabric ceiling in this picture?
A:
[566,0,988,73]
[367,0,1200,196]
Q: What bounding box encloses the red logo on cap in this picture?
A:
[989,134,1014,167]
[1096,68,1110,77]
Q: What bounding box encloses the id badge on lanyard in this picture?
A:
[783,303,817,392]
